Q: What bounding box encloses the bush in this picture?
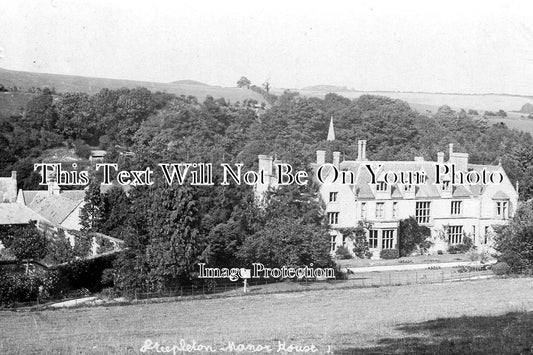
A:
[448,235,473,254]
[492,262,511,275]
[380,249,399,259]
[335,246,352,259]
[73,139,91,159]
[398,217,431,257]
[0,267,60,306]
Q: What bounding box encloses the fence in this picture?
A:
[132,266,497,302]
[5,266,529,309]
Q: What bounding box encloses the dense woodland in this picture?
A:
[1,86,533,293]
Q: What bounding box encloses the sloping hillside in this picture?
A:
[0,67,265,104]
[298,87,533,113]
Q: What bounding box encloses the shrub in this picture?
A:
[492,262,511,275]
[0,267,60,306]
[380,249,399,259]
[448,235,473,254]
[335,246,352,259]
[73,139,91,159]
[494,201,533,273]
[340,223,372,259]
[398,217,431,257]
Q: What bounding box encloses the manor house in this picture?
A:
[255,125,518,258]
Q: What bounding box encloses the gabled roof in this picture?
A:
[0,203,48,225]
[311,159,506,200]
[27,192,83,225]
[492,191,510,200]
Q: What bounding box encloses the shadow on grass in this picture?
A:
[337,311,533,355]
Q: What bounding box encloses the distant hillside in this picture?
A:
[301,84,349,92]
[0,67,266,104]
[170,79,209,86]
[299,86,533,113]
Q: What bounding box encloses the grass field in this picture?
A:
[0,67,266,104]
[1,278,532,354]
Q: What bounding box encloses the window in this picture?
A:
[447,225,463,244]
[451,201,462,215]
[328,212,339,225]
[484,226,490,244]
[472,225,476,244]
[376,181,387,191]
[392,202,399,218]
[376,202,385,219]
[441,180,451,191]
[415,201,431,224]
[329,192,338,202]
[496,201,508,219]
[382,229,394,249]
[342,235,347,247]
[330,235,336,252]
[403,184,415,192]
[361,202,367,219]
[368,230,378,248]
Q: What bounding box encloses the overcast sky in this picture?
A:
[0,0,532,94]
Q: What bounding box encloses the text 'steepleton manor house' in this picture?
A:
[255,122,518,259]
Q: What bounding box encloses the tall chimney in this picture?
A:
[11,171,16,180]
[448,143,454,161]
[258,155,273,176]
[361,140,367,161]
[48,181,61,196]
[316,150,326,165]
[437,152,444,163]
[357,141,363,161]
[333,151,341,168]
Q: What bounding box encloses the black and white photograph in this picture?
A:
[1,0,532,354]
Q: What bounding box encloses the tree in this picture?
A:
[340,222,372,259]
[2,221,48,261]
[494,200,533,272]
[80,178,105,232]
[144,182,204,290]
[237,76,251,89]
[239,216,332,268]
[398,217,431,257]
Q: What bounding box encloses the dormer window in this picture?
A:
[404,184,414,192]
[329,192,338,202]
[376,181,387,191]
[496,201,508,219]
[441,180,451,191]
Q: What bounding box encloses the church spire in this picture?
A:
[327,116,335,141]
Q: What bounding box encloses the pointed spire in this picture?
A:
[327,116,335,141]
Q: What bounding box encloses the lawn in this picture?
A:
[1,278,532,354]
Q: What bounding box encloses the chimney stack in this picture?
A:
[357,140,367,161]
[437,152,444,163]
[448,143,454,160]
[258,155,273,176]
[11,171,16,180]
[316,150,326,165]
[414,156,424,162]
[48,181,61,196]
[333,151,341,168]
